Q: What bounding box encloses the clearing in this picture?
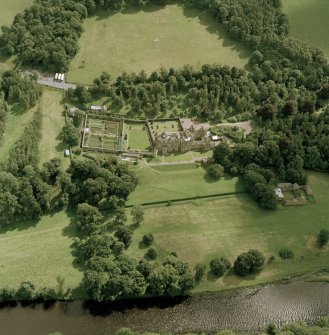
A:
[128,172,329,292]
[39,88,70,169]
[127,163,243,205]
[283,0,329,57]
[125,123,151,151]
[67,3,249,84]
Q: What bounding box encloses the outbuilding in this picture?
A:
[64,149,70,157]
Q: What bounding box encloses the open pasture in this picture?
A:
[283,0,329,57]
[67,3,249,84]
[125,122,151,151]
[127,163,243,205]
[128,172,329,292]
[0,211,83,293]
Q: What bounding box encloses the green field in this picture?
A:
[283,0,329,57]
[39,88,70,169]
[126,123,150,151]
[127,163,244,205]
[150,120,181,133]
[0,211,83,293]
[128,172,329,292]
[67,4,249,84]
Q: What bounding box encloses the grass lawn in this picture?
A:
[0,105,35,161]
[39,88,70,170]
[128,172,329,293]
[283,0,329,57]
[127,163,243,205]
[0,211,83,294]
[67,3,249,84]
[150,120,181,133]
[126,123,150,151]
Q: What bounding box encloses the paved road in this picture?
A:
[37,76,77,90]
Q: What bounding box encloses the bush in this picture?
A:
[317,229,329,247]
[234,250,265,276]
[194,263,207,282]
[210,257,231,276]
[146,247,157,260]
[206,164,224,179]
[279,249,294,259]
[142,233,154,246]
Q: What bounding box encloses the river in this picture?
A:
[1,281,329,335]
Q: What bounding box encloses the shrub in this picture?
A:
[210,257,231,276]
[317,229,329,247]
[279,249,294,259]
[234,249,265,276]
[194,263,207,282]
[146,247,158,260]
[207,164,224,179]
[142,233,154,246]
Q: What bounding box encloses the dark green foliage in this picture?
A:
[266,323,276,335]
[5,109,43,175]
[206,164,224,179]
[114,226,133,248]
[194,263,207,282]
[76,203,104,234]
[0,1,87,72]
[0,93,8,145]
[40,158,62,185]
[317,229,329,247]
[72,110,85,128]
[234,249,265,276]
[142,233,154,246]
[61,123,80,147]
[145,247,157,260]
[278,249,294,259]
[1,70,42,109]
[210,257,231,276]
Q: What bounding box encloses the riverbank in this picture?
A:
[1,282,329,335]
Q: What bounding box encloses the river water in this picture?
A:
[1,282,329,335]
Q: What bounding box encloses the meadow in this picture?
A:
[125,123,151,151]
[127,163,244,206]
[283,0,329,57]
[0,211,83,294]
[67,3,249,84]
[128,172,329,292]
[39,88,70,169]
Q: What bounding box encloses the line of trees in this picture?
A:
[1,70,42,109]
[0,93,7,143]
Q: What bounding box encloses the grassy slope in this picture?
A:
[128,172,329,292]
[283,0,329,57]
[0,211,83,293]
[67,4,249,84]
[38,88,70,170]
[127,163,244,205]
[0,0,34,72]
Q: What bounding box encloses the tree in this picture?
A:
[131,204,144,226]
[266,323,276,335]
[61,123,80,147]
[234,250,265,276]
[142,233,154,246]
[317,229,329,247]
[213,142,231,165]
[145,247,158,260]
[114,226,133,248]
[207,164,224,179]
[194,263,207,282]
[210,257,231,276]
[76,203,104,234]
